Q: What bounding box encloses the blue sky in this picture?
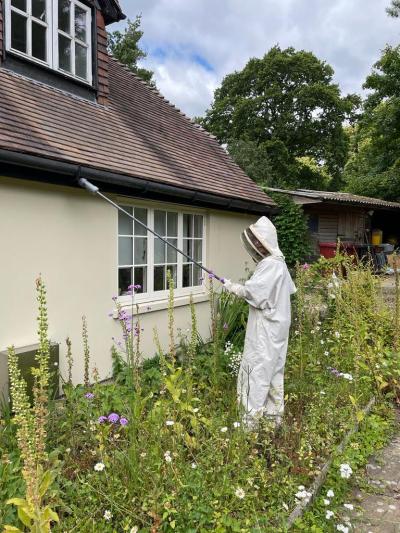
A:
[112,0,399,117]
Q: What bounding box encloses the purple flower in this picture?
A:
[208,272,215,280]
[108,413,120,424]
[112,295,118,301]
[223,323,229,331]
[98,416,107,424]
[120,417,128,426]
[85,392,95,399]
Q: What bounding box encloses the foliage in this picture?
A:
[1,260,398,532]
[200,46,359,190]
[344,45,400,200]
[387,0,400,17]
[269,192,311,266]
[107,15,154,84]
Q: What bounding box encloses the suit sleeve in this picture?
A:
[227,261,284,310]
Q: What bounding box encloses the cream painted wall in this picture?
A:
[0,177,258,384]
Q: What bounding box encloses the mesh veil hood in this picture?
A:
[249,216,284,258]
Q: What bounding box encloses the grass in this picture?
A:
[0,255,399,532]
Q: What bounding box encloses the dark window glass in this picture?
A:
[183,264,193,288]
[32,0,46,21]
[118,207,133,235]
[308,214,319,233]
[154,265,165,291]
[32,22,46,61]
[193,264,202,286]
[183,239,192,258]
[11,0,26,11]
[183,214,192,237]
[119,268,132,296]
[11,11,27,53]
[58,0,71,33]
[134,208,147,236]
[134,267,146,293]
[74,5,87,41]
[134,237,147,265]
[75,43,87,79]
[59,34,71,72]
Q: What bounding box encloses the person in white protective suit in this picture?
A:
[224,216,296,428]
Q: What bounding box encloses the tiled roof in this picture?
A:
[267,188,400,210]
[0,59,274,208]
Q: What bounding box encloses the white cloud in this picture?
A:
[113,0,399,117]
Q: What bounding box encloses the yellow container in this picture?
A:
[372,229,383,246]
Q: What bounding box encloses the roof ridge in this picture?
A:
[109,56,220,143]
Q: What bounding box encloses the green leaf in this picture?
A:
[42,506,60,523]
[39,470,55,498]
[6,498,27,507]
[18,506,33,527]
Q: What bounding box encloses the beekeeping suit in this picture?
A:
[224,216,296,428]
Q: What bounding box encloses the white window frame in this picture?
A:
[118,205,207,306]
[5,0,92,84]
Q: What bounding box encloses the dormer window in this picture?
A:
[5,0,92,84]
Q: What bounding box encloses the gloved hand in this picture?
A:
[223,279,233,292]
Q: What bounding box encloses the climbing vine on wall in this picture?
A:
[269,192,311,267]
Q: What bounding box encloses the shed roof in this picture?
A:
[267,188,400,210]
[0,60,274,210]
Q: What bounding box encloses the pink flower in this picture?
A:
[302,263,310,270]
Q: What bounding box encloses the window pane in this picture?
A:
[134,237,147,265]
[154,266,165,291]
[183,264,193,288]
[134,267,147,293]
[59,0,71,33]
[194,215,203,238]
[75,43,87,79]
[118,207,133,235]
[193,264,202,286]
[74,5,87,42]
[154,237,165,264]
[193,240,202,262]
[167,239,177,263]
[183,239,192,259]
[59,34,72,72]
[32,22,46,61]
[119,237,133,266]
[32,0,46,21]
[167,212,178,236]
[183,214,192,238]
[167,265,177,287]
[11,0,26,11]
[134,208,147,236]
[154,210,166,236]
[11,11,27,53]
[119,268,132,296]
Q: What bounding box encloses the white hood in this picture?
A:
[249,216,284,258]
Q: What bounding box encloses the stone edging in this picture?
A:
[286,397,376,529]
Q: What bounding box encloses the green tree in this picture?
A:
[200,46,359,190]
[387,0,400,17]
[345,45,400,200]
[107,15,154,84]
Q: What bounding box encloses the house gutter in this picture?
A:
[0,150,276,215]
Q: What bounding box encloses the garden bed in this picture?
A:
[1,257,399,532]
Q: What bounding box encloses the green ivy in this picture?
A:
[269,192,311,267]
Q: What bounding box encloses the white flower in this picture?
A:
[103,510,112,521]
[220,426,228,433]
[341,373,353,381]
[324,351,330,356]
[343,503,354,510]
[340,463,353,479]
[295,330,299,335]
[298,485,305,490]
[336,525,349,533]
[140,452,147,458]
[320,340,325,345]
[329,293,336,299]
[323,499,330,505]
[94,462,105,472]
[327,489,335,498]
[320,391,326,395]
[191,462,197,469]
[335,331,341,338]
[233,421,241,428]
[326,510,334,519]
[164,451,172,463]
[166,420,174,426]
[235,487,245,499]
[130,527,139,533]
[295,489,312,503]
[311,329,315,334]
[193,408,199,413]
[328,282,334,289]
[282,502,289,511]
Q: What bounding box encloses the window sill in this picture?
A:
[113,292,210,318]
